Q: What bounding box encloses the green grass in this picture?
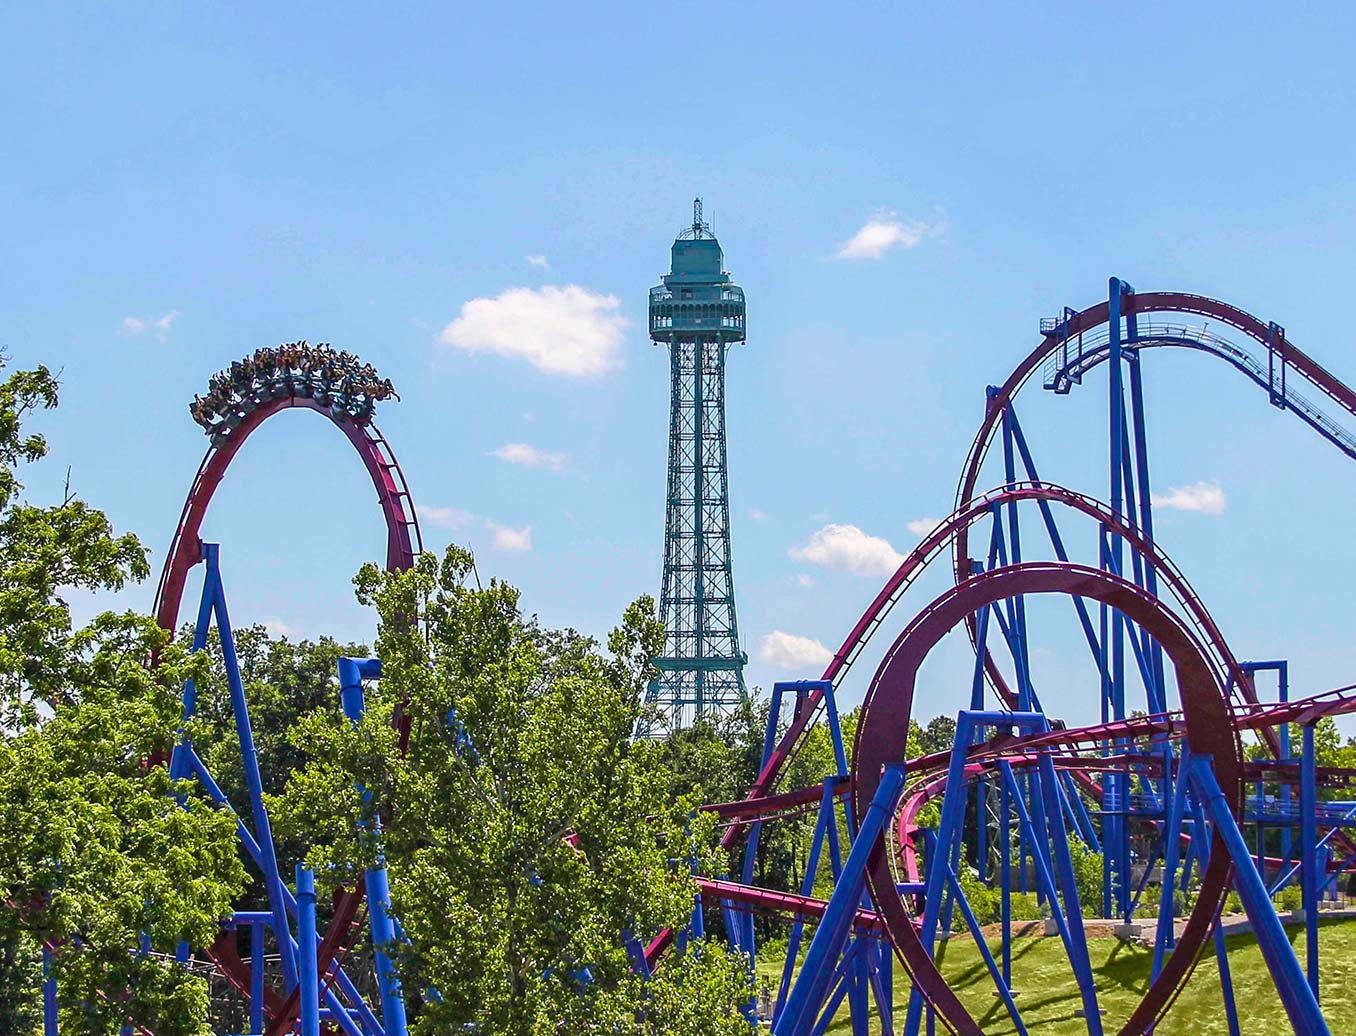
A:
[758,919,1356,1034]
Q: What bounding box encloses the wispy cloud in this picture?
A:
[490,442,568,473]
[785,573,815,589]
[759,630,834,671]
[749,507,769,522]
[790,523,906,577]
[263,618,296,639]
[526,254,550,269]
[415,504,476,531]
[154,309,180,340]
[907,517,942,538]
[835,213,941,260]
[486,522,532,553]
[440,284,628,377]
[1151,481,1226,516]
[120,309,180,340]
[418,503,533,553]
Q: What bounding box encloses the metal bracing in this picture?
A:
[158,545,398,1036]
[640,203,749,734]
[654,280,1356,1035]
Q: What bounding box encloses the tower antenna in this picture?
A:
[693,196,703,236]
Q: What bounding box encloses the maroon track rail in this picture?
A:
[716,481,1245,856]
[952,292,1356,737]
[154,396,420,630]
[850,563,1241,1035]
[153,393,421,1034]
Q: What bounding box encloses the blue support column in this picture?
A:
[42,944,57,1036]
[1190,757,1329,1036]
[1301,722,1319,998]
[250,920,265,1036]
[339,656,410,1036]
[297,865,321,1036]
[773,764,906,1036]
[204,544,298,988]
[1153,746,1192,977]
[1000,763,1013,985]
[169,546,377,1036]
[1034,755,1103,1034]
[1106,277,1131,919]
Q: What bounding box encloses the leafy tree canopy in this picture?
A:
[276,545,753,1034]
[0,361,246,1034]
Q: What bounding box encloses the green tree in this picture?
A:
[277,545,752,1035]
[0,361,246,1035]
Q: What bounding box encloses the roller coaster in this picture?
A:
[43,277,1356,1034]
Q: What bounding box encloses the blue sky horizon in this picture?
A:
[5,2,1356,728]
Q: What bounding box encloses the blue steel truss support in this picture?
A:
[1103,277,1133,921]
[1152,745,1192,976]
[169,544,381,1036]
[297,865,321,1036]
[1000,399,1110,689]
[906,711,1103,1036]
[1301,722,1320,998]
[250,919,265,1036]
[1189,756,1330,1036]
[772,777,841,1026]
[751,682,891,1035]
[945,859,1028,1035]
[740,681,850,969]
[171,543,298,990]
[42,946,57,1036]
[1244,661,1293,872]
[339,657,411,1036]
[773,764,906,1036]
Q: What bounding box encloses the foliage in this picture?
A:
[1278,884,1305,913]
[0,361,246,1034]
[275,545,753,1034]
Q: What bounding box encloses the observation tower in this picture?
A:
[640,199,749,735]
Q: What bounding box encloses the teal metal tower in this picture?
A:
[640,199,749,735]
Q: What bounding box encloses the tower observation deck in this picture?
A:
[639,199,749,735]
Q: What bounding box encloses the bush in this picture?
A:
[1009,892,1045,921]
[952,866,998,931]
[1278,884,1304,913]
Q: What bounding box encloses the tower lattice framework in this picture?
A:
[640,200,749,735]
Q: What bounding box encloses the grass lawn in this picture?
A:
[758,918,1356,1034]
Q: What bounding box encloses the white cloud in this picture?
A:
[784,573,815,589]
[440,285,628,377]
[487,522,532,553]
[759,630,834,671]
[749,507,769,522]
[417,503,532,552]
[835,214,941,260]
[790,523,906,577]
[155,309,180,340]
[263,618,296,639]
[415,504,476,531]
[526,254,550,269]
[1151,481,1226,516]
[120,309,180,339]
[907,517,942,538]
[490,442,568,473]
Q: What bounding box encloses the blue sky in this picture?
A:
[5,2,1356,728]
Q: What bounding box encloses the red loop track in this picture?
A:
[153,393,421,1034]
